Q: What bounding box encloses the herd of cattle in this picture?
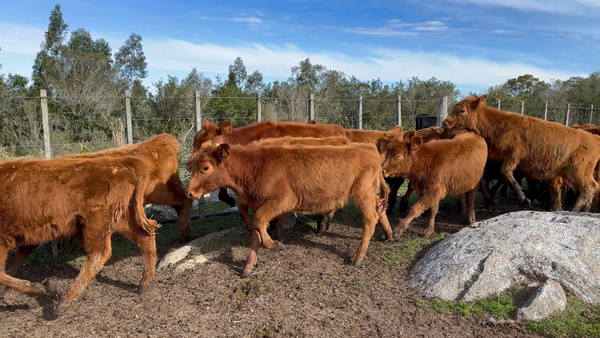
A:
[1,94,600,316]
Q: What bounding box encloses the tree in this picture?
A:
[228,57,247,88]
[115,33,148,88]
[244,70,264,94]
[32,4,68,88]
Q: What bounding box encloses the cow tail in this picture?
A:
[377,170,389,214]
[133,172,161,235]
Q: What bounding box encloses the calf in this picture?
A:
[443,95,600,211]
[0,156,159,316]
[186,138,393,278]
[573,123,600,135]
[192,120,347,207]
[382,131,487,237]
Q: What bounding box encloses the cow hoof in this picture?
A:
[241,269,254,279]
[424,230,434,238]
[55,304,69,317]
[0,285,7,297]
[521,198,532,208]
[276,242,286,251]
[30,283,46,295]
[137,285,149,294]
[353,260,363,267]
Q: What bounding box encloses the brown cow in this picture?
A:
[186,138,393,278]
[382,131,487,237]
[0,156,159,316]
[191,120,348,207]
[443,95,600,211]
[573,123,600,135]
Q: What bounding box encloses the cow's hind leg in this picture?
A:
[396,190,444,237]
[353,193,380,266]
[398,183,414,213]
[121,230,157,294]
[56,232,112,316]
[0,240,46,296]
[386,177,404,212]
[465,187,478,225]
[547,177,564,211]
[570,167,599,213]
[424,202,440,238]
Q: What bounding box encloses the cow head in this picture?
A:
[382,130,421,178]
[378,126,403,162]
[192,120,234,151]
[442,95,487,134]
[186,136,231,199]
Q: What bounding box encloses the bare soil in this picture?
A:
[0,199,541,338]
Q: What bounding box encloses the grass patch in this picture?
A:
[526,297,600,338]
[416,293,517,319]
[382,233,449,264]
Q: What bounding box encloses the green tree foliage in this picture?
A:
[115,33,148,88]
[32,4,68,89]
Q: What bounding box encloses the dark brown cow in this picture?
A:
[191,120,348,207]
[186,138,393,278]
[573,123,600,135]
[382,131,487,237]
[443,95,600,211]
[0,156,159,316]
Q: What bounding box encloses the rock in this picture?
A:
[157,226,247,270]
[517,279,566,321]
[144,204,178,220]
[174,251,223,274]
[408,211,600,304]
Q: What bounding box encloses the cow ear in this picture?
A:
[393,126,403,133]
[472,95,488,110]
[216,144,230,162]
[309,120,317,124]
[220,121,233,135]
[403,130,416,141]
[410,136,422,153]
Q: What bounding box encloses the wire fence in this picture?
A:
[0,92,596,171]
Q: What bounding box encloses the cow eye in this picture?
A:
[395,154,404,160]
[202,166,210,172]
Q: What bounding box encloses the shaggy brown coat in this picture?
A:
[0,156,159,316]
[186,139,393,278]
[443,95,600,211]
[382,131,487,237]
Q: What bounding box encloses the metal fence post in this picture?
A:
[357,95,363,130]
[544,102,548,121]
[125,90,133,144]
[437,96,448,127]
[194,91,202,133]
[256,92,262,122]
[41,89,58,261]
[497,99,501,110]
[520,101,524,115]
[308,93,314,122]
[564,104,571,126]
[396,95,402,127]
[589,105,594,124]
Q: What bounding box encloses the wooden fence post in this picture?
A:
[589,105,594,124]
[564,104,571,126]
[437,96,448,127]
[520,101,524,115]
[543,102,548,121]
[256,92,262,122]
[497,99,501,110]
[41,89,58,261]
[194,91,202,133]
[396,95,402,127]
[308,93,314,122]
[357,95,363,130]
[125,90,133,144]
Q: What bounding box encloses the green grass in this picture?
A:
[381,233,449,264]
[417,294,517,319]
[527,297,600,338]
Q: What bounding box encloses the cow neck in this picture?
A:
[219,147,260,198]
[404,150,428,182]
[224,121,276,145]
[475,106,507,142]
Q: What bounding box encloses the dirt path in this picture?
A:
[0,203,540,337]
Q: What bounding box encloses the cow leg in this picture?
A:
[165,174,194,239]
[398,184,414,213]
[352,192,381,266]
[570,168,599,213]
[479,179,496,208]
[241,229,261,278]
[547,177,564,211]
[316,210,335,235]
[501,158,530,206]
[218,188,237,207]
[5,244,37,276]
[268,215,285,241]
[386,177,404,211]
[121,230,157,294]
[238,203,253,233]
[458,194,467,218]
[424,202,440,238]
[253,200,288,251]
[56,233,112,316]
[465,187,478,225]
[0,240,46,296]
[396,191,444,237]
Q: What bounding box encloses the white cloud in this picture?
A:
[492,29,521,34]
[442,0,600,15]
[346,20,450,36]
[198,16,263,25]
[143,38,580,87]
[254,10,265,17]
[342,27,419,36]
[0,23,44,56]
[412,26,448,31]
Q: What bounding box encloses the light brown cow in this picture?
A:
[0,156,159,316]
[382,131,487,237]
[443,95,600,211]
[186,138,393,278]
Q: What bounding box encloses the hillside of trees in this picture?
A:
[1,4,599,158]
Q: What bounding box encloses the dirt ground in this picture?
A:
[0,199,541,338]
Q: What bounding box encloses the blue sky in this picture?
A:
[1,0,599,95]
